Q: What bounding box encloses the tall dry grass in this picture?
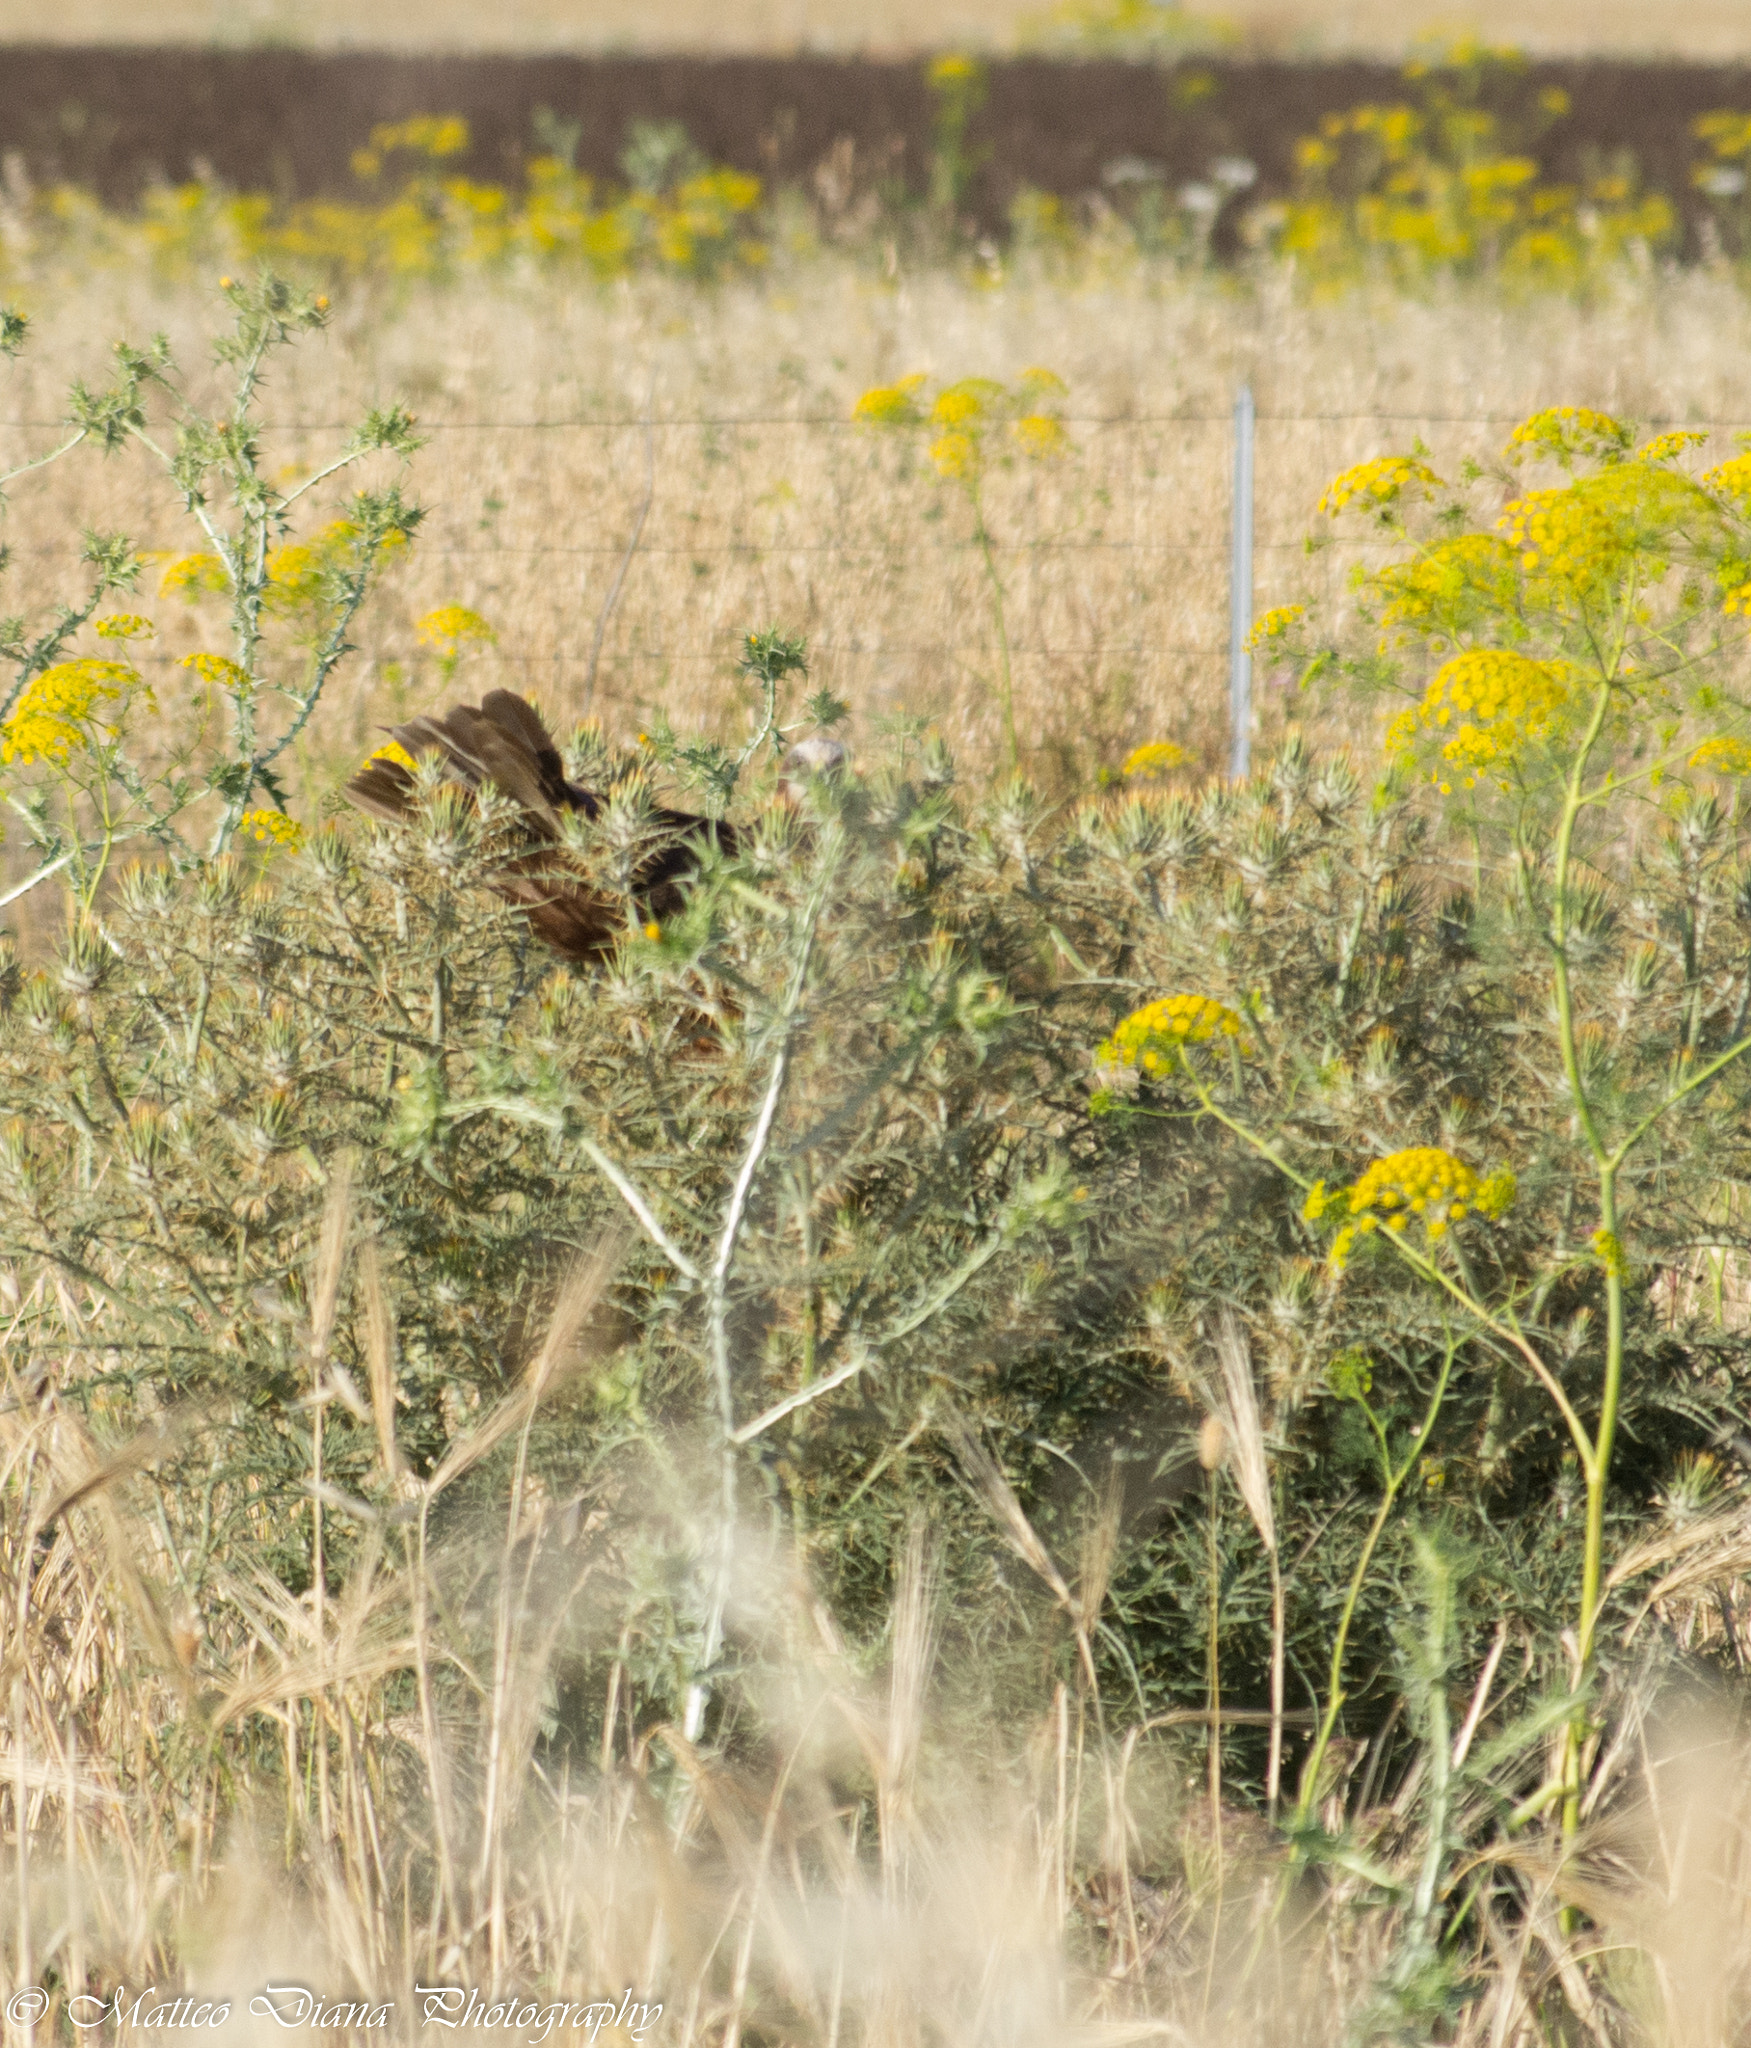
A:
[9,1209,1751,2048]
[4,254,1751,894]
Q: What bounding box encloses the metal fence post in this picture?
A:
[1229,384,1255,780]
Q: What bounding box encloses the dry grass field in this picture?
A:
[12,57,1751,2048]
[6,257,1750,879]
[3,0,1748,54]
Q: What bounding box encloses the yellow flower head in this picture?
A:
[1120,740,1193,780]
[159,552,229,599]
[1504,406,1634,467]
[368,738,419,771]
[1372,535,1520,639]
[365,114,471,163]
[1326,1146,1515,1269]
[1387,648,1574,790]
[1098,993,1251,1075]
[3,659,149,766]
[1499,461,1709,601]
[853,374,926,427]
[181,652,252,690]
[1012,413,1068,459]
[929,53,981,86]
[1704,452,1751,505]
[1689,735,1751,778]
[930,430,979,480]
[93,613,156,641]
[416,605,497,654]
[1638,430,1708,465]
[1589,1226,1628,1278]
[240,807,305,852]
[1319,454,1443,517]
[1245,604,1306,654]
[931,379,1003,432]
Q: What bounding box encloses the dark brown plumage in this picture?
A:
[344,689,736,963]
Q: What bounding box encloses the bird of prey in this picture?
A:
[344,689,842,962]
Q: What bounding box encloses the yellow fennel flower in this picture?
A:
[1689,735,1751,777]
[1589,1227,1628,1278]
[1098,993,1251,1075]
[368,739,419,771]
[1387,648,1574,789]
[1503,406,1634,467]
[159,552,229,598]
[1702,452,1751,503]
[240,807,305,851]
[2,659,149,765]
[1120,740,1193,780]
[930,430,979,480]
[1638,429,1708,464]
[1011,413,1068,459]
[1319,454,1442,517]
[1373,535,1520,639]
[1327,1146,1514,1269]
[181,652,252,690]
[853,375,926,426]
[92,613,156,640]
[1499,462,1710,601]
[931,384,990,429]
[1245,604,1306,653]
[416,605,496,653]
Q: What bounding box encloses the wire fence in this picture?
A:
[4,397,1747,769]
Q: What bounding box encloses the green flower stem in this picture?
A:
[1172,1064,1595,1462]
[1546,677,1623,1835]
[1292,1341,1457,1832]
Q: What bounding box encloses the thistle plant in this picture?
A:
[853,370,1071,775]
[0,274,420,913]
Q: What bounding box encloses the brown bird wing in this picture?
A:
[344,690,579,827]
[343,693,735,964]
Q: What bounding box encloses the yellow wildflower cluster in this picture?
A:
[1504,407,1635,467]
[1309,1146,1516,1270]
[1098,994,1251,1076]
[1689,735,1751,778]
[1372,534,1520,641]
[1244,603,1306,653]
[416,606,497,653]
[853,376,926,427]
[855,369,1073,487]
[1497,461,1708,601]
[1120,740,1192,780]
[1319,455,1442,517]
[928,53,981,86]
[93,613,156,641]
[1012,413,1070,459]
[160,552,230,598]
[55,118,768,285]
[1702,453,1751,504]
[1589,1227,1629,1278]
[1387,649,1573,791]
[2,659,149,766]
[1269,85,1672,288]
[351,115,471,180]
[240,807,305,851]
[181,652,252,690]
[1639,430,1709,464]
[1695,111,1751,163]
[368,739,419,771]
